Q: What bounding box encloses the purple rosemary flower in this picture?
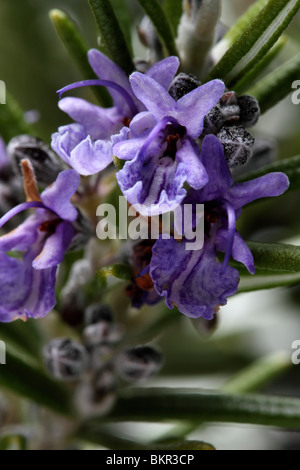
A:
[51,50,180,176]
[0,161,80,322]
[114,73,225,215]
[149,135,289,319]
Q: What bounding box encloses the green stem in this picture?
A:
[0,90,34,143]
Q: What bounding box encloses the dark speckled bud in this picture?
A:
[169,73,201,101]
[238,95,260,127]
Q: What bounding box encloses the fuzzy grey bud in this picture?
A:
[216,126,255,167]
[8,135,63,186]
[117,345,163,382]
[169,73,201,101]
[44,338,88,381]
[237,95,260,127]
[84,303,114,326]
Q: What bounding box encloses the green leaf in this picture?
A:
[247,241,300,273]
[213,0,269,60]
[0,347,73,417]
[49,9,112,107]
[110,0,133,56]
[97,262,133,287]
[106,387,300,429]
[0,90,34,143]
[223,351,291,394]
[136,0,178,57]
[0,318,44,362]
[209,0,300,88]
[163,0,182,35]
[234,35,287,94]
[247,52,300,113]
[88,0,134,75]
[237,154,300,191]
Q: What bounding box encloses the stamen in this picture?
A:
[21,159,42,202]
[0,201,46,230]
[138,116,180,162]
[221,202,236,275]
[57,79,138,116]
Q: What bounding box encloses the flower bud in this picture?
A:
[237,95,260,127]
[8,135,63,186]
[169,73,201,101]
[117,345,163,382]
[44,338,89,381]
[84,303,114,326]
[216,126,255,167]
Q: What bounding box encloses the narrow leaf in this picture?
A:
[234,36,287,94]
[237,154,300,191]
[247,52,300,113]
[213,0,269,61]
[49,9,111,107]
[107,387,300,429]
[223,351,291,394]
[136,0,178,57]
[88,0,134,75]
[163,0,182,35]
[209,0,300,88]
[0,318,44,362]
[247,241,300,273]
[97,262,133,286]
[0,347,73,417]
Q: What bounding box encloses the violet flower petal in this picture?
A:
[41,169,79,222]
[32,221,74,270]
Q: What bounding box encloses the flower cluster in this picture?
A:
[0,49,289,323]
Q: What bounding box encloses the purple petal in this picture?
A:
[88,48,137,114]
[0,250,57,322]
[0,214,42,252]
[216,228,255,274]
[58,97,119,140]
[51,123,87,166]
[129,112,156,136]
[41,170,79,221]
[176,80,225,138]
[229,172,290,209]
[198,135,233,201]
[32,221,74,270]
[150,237,239,319]
[129,73,176,121]
[176,138,208,190]
[146,56,180,89]
[113,134,149,161]
[117,152,187,216]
